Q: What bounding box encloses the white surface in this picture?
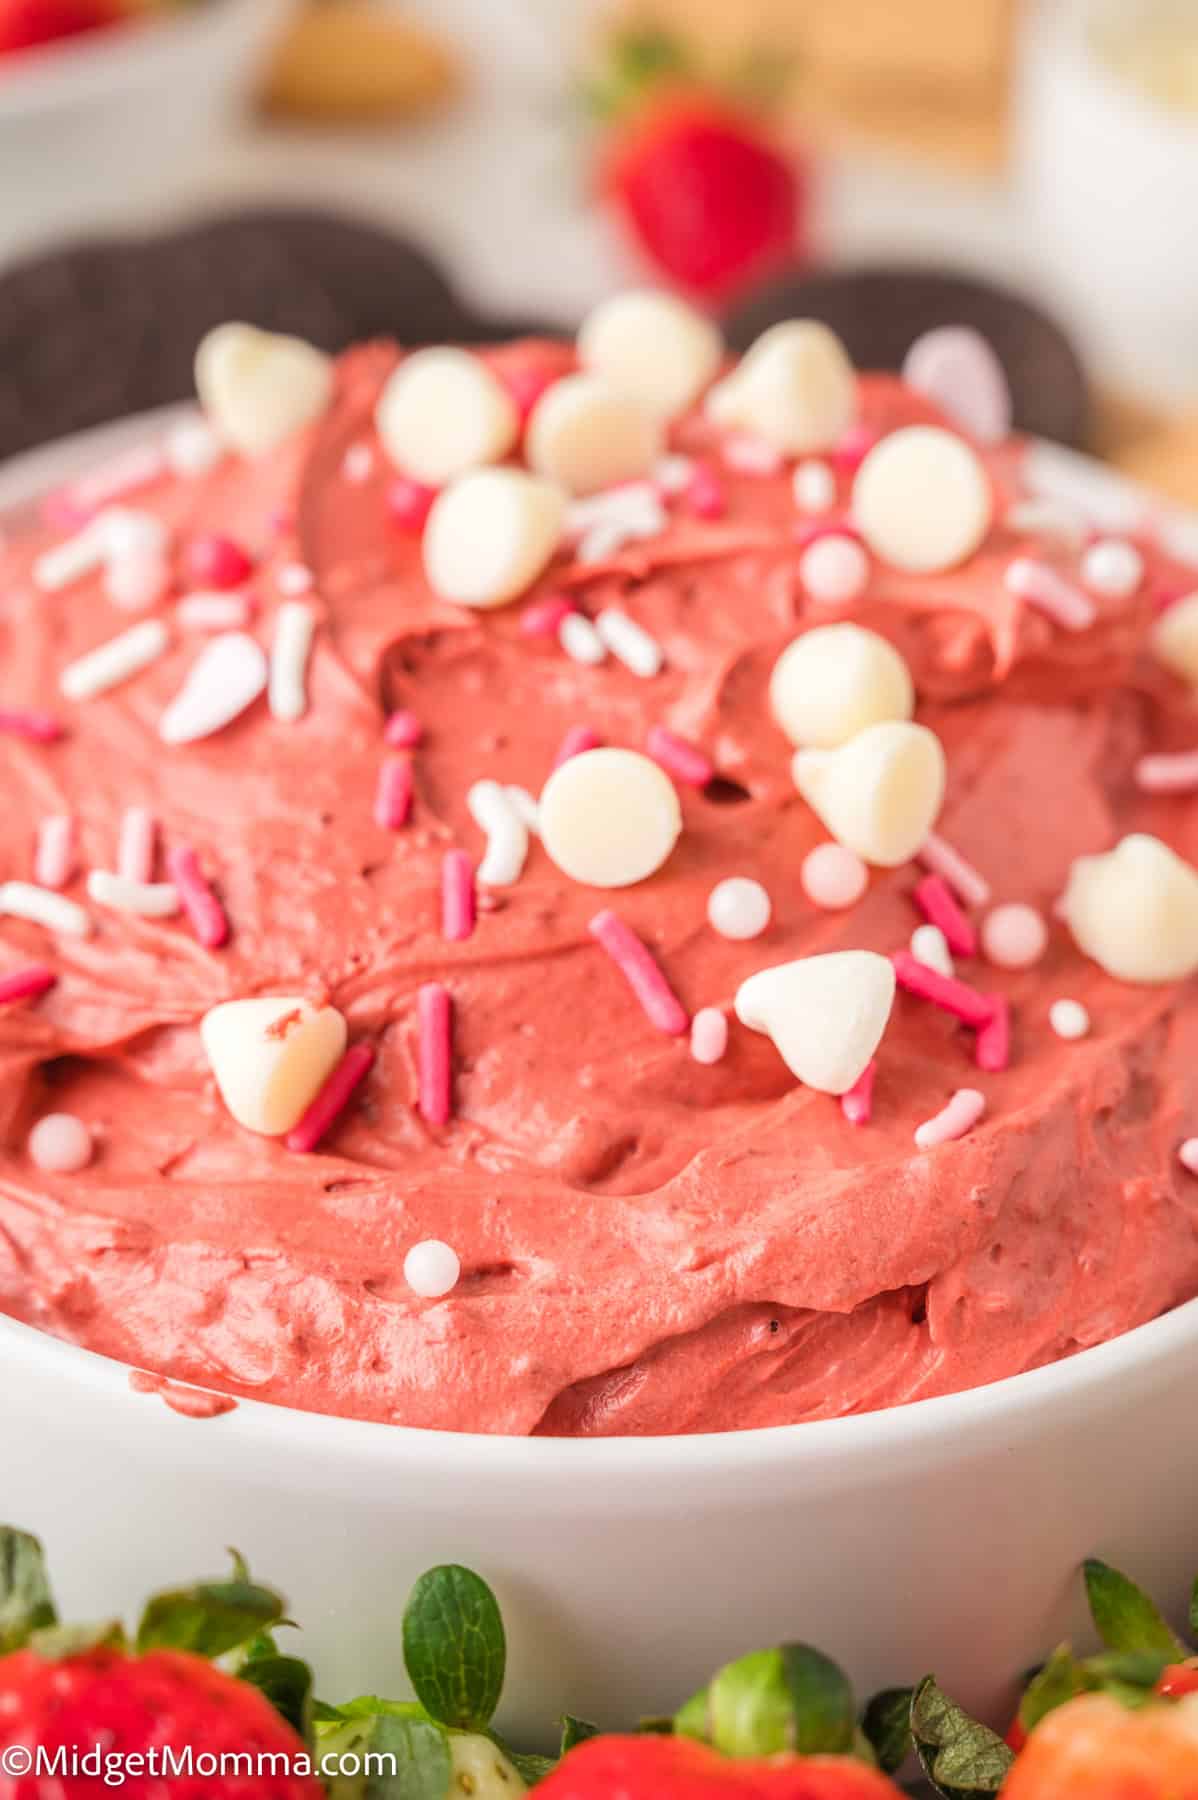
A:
[6,373,1198,1751]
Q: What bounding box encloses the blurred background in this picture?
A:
[3,0,1198,498]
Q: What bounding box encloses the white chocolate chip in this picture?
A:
[769,624,914,750]
[1081,537,1144,600]
[793,721,946,868]
[200,996,347,1136]
[853,426,993,573]
[735,950,896,1095]
[1152,592,1198,685]
[194,323,334,459]
[375,348,519,485]
[577,289,723,418]
[706,321,857,455]
[526,374,663,496]
[1060,833,1198,983]
[423,469,565,610]
[159,632,268,745]
[539,747,681,889]
[902,327,1012,447]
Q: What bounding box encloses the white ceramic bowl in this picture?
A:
[4,413,1198,1747]
[0,0,291,267]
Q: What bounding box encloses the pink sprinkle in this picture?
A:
[418,982,453,1126]
[974,996,1011,1073]
[441,850,476,942]
[34,815,75,890]
[723,434,783,476]
[1004,557,1096,632]
[383,709,423,749]
[520,593,575,637]
[914,874,978,958]
[1135,750,1198,794]
[833,425,879,474]
[840,1059,876,1126]
[690,1006,728,1064]
[285,1042,376,1152]
[646,725,713,788]
[914,1087,986,1149]
[1179,1138,1198,1177]
[184,533,254,590]
[553,724,602,770]
[918,833,992,909]
[176,592,253,632]
[166,844,229,949]
[118,807,157,884]
[589,909,688,1037]
[0,708,64,744]
[685,464,726,519]
[892,950,994,1029]
[387,476,438,532]
[375,756,414,829]
[0,965,56,1005]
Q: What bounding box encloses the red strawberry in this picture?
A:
[0,0,118,55]
[600,93,803,304]
[1002,1692,1198,1798]
[0,1644,322,1800]
[1158,1663,1198,1701]
[534,1735,903,1799]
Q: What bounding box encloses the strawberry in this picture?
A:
[0,1645,322,1800]
[1002,1693,1198,1798]
[0,0,118,55]
[534,1735,903,1799]
[587,26,807,304]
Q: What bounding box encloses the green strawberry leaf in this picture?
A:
[1083,1560,1186,1657]
[402,1565,506,1732]
[29,1620,126,1659]
[560,1716,599,1755]
[1018,1646,1084,1734]
[137,1550,285,1658]
[321,1709,451,1800]
[0,1529,56,1652]
[316,1698,426,1729]
[240,1653,313,1742]
[1084,1650,1172,1689]
[861,1687,914,1774]
[507,1749,557,1786]
[910,1676,1014,1800]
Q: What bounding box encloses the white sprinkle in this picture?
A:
[34,515,111,592]
[690,1006,729,1064]
[342,443,375,484]
[707,877,771,941]
[595,608,663,678]
[0,881,91,937]
[653,454,695,496]
[722,434,783,476]
[1180,1139,1198,1177]
[1021,439,1148,535]
[559,612,606,667]
[165,414,224,479]
[269,602,317,722]
[504,785,540,835]
[276,562,315,597]
[467,780,530,886]
[117,807,157,884]
[576,521,635,565]
[566,481,666,540]
[403,1239,460,1298]
[911,923,954,978]
[104,547,170,613]
[34,815,75,890]
[176,591,252,633]
[1049,998,1090,1040]
[1081,538,1144,600]
[1004,496,1090,549]
[87,870,180,918]
[99,507,170,564]
[1005,557,1096,632]
[60,619,170,702]
[159,632,267,745]
[792,459,837,515]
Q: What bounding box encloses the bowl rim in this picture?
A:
[0,0,283,119]
[5,404,1198,1473]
